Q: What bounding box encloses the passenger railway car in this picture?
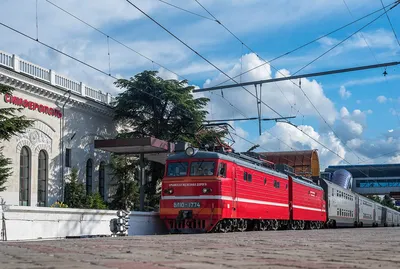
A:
[320,179,357,228]
[159,147,400,233]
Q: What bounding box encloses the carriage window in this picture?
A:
[167,162,188,177]
[247,174,252,182]
[274,180,280,188]
[218,162,227,178]
[190,161,215,176]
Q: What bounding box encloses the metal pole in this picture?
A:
[203,116,296,123]
[193,61,400,93]
[139,153,145,211]
[60,91,71,202]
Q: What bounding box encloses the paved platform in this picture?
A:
[0,227,399,269]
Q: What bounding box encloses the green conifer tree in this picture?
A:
[0,85,33,192]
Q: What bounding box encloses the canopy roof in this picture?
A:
[258,149,320,178]
[94,137,174,154]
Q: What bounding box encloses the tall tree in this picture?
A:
[107,154,139,211]
[112,71,211,210]
[113,70,209,141]
[0,85,33,192]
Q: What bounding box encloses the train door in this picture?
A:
[288,175,293,221]
[373,204,376,225]
[354,195,359,226]
[231,164,237,219]
[382,207,387,226]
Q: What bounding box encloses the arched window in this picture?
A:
[86,159,93,195]
[19,146,30,206]
[99,161,105,200]
[37,150,47,207]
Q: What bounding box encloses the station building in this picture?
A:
[0,50,117,207]
[323,164,400,202]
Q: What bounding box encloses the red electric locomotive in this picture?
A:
[159,147,326,233]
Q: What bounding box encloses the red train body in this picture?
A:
[159,148,326,233]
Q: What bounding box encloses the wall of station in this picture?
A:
[0,206,167,241]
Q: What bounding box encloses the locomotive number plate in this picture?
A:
[173,202,200,208]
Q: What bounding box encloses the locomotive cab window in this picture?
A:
[190,161,215,176]
[218,162,227,178]
[167,162,188,177]
[244,171,248,181]
[274,180,280,188]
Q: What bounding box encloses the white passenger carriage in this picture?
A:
[322,179,357,227]
[356,195,376,227]
[374,204,384,227]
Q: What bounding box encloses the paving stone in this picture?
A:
[0,227,399,268]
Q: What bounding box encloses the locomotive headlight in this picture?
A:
[163,188,174,194]
[185,147,198,156]
[202,187,212,194]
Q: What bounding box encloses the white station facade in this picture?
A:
[0,50,117,207]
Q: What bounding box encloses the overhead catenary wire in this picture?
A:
[195,0,394,165]
[291,8,394,76]
[0,4,385,180]
[157,0,214,21]
[122,1,386,178]
[213,0,398,88]
[0,22,370,180]
[380,0,400,48]
[124,0,289,121]
[281,10,394,162]
[0,21,195,120]
[194,0,304,119]
[43,0,280,125]
[342,0,380,64]
[44,0,186,81]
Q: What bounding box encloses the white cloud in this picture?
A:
[339,86,351,99]
[318,29,400,52]
[387,155,400,164]
[256,122,346,168]
[342,74,400,88]
[2,0,400,167]
[335,107,371,143]
[377,95,387,103]
[199,53,337,124]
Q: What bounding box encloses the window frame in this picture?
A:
[86,159,93,195]
[99,161,105,200]
[218,162,227,178]
[19,146,31,206]
[65,148,71,168]
[37,150,47,207]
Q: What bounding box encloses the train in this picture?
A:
[159,147,400,233]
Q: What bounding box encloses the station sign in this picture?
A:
[3,93,62,118]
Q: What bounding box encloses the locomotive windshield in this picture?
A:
[167,162,188,177]
[190,161,215,176]
[166,160,217,177]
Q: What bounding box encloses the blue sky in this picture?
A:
[0,0,400,168]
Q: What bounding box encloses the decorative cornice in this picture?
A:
[0,66,115,118]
